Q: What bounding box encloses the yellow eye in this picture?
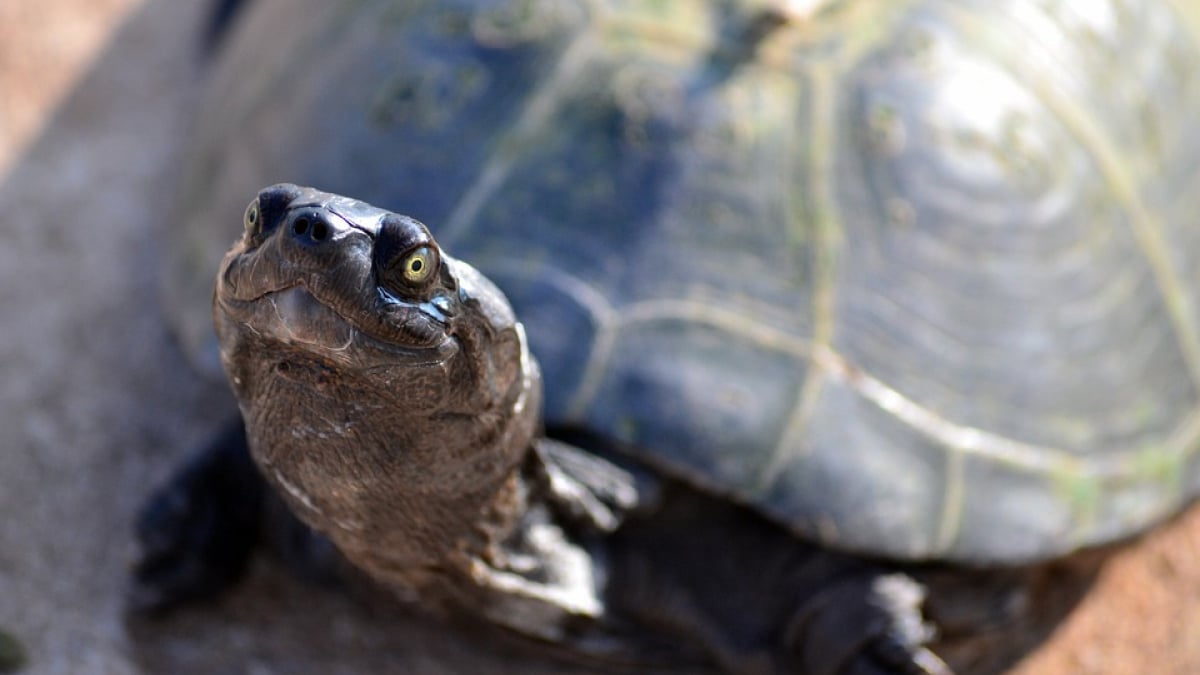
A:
[244,200,260,235]
[401,246,438,284]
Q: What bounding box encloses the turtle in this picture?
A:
[133,0,1200,673]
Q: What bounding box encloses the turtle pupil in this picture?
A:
[394,245,437,286]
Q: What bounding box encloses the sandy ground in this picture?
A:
[0,1,1198,674]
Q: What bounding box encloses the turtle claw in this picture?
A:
[533,439,642,533]
[863,575,952,675]
[129,420,264,613]
[786,572,950,675]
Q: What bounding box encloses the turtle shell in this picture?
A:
[167,0,1200,563]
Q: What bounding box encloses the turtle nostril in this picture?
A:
[290,213,334,245]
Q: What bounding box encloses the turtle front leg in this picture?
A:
[130,418,264,612]
[461,442,711,668]
[531,438,644,532]
[784,572,949,675]
[466,441,641,641]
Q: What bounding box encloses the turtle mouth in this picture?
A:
[262,285,353,350]
[218,280,459,368]
[221,283,359,353]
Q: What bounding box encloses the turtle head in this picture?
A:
[213,184,540,578]
[218,183,519,366]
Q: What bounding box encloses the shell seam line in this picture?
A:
[941,3,1200,400]
[812,344,1200,479]
[485,261,617,421]
[439,28,599,246]
[570,296,814,419]
[932,450,965,555]
[519,259,1200,485]
[573,299,1200,480]
[756,64,839,494]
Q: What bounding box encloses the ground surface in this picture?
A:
[0,1,1197,674]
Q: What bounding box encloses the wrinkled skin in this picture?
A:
[214,184,540,594]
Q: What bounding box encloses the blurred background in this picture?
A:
[0,1,1198,673]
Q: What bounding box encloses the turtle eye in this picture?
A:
[244,199,261,236]
[400,246,438,285]
[374,214,441,296]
